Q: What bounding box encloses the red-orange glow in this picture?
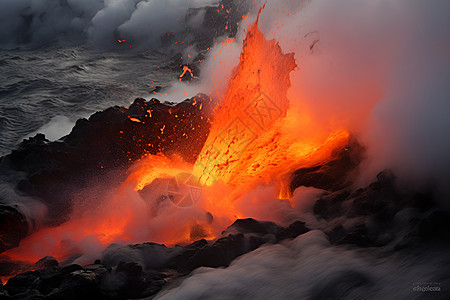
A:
[192,17,296,187]
[126,154,191,191]
[129,17,350,243]
[2,14,352,270]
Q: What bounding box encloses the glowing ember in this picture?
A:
[180,66,194,78]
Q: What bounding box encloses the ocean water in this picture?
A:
[0,47,178,156]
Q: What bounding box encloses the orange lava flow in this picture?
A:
[130,18,350,241]
[1,15,351,274]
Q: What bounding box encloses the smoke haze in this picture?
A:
[0,0,219,50]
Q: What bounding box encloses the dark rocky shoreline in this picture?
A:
[1,95,449,299]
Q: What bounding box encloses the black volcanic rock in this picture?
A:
[170,234,250,272]
[167,218,310,273]
[276,220,309,241]
[313,170,399,224]
[1,219,310,299]
[223,218,279,236]
[4,271,41,296]
[290,136,364,192]
[34,256,58,270]
[0,94,214,253]
[418,210,450,240]
[313,190,350,221]
[0,204,28,253]
[46,270,102,300]
[311,169,447,248]
[335,224,376,247]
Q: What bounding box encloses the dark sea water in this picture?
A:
[0,48,178,156]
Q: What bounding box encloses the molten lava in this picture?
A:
[129,16,350,241]
[1,14,350,277]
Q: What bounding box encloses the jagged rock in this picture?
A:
[290,136,364,192]
[313,190,350,221]
[335,224,376,247]
[167,219,309,273]
[325,225,346,244]
[312,170,400,223]
[222,218,279,236]
[46,270,102,300]
[276,220,309,241]
[34,256,58,270]
[116,262,143,278]
[312,169,447,248]
[60,264,83,275]
[189,0,251,51]
[101,242,177,271]
[0,204,28,253]
[4,271,40,296]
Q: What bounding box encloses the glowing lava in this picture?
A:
[1,12,350,276]
[130,14,350,240]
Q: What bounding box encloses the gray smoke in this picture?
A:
[0,0,219,50]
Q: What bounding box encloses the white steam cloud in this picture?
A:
[29,116,75,142]
[156,230,450,299]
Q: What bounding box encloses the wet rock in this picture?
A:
[223,218,279,236]
[313,190,350,221]
[276,221,309,241]
[168,219,309,273]
[34,270,66,296]
[0,204,28,253]
[349,170,400,222]
[325,225,346,244]
[191,0,251,50]
[4,271,40,296]
[34,256,58,270]
[60,264,83,274]
[335,225,376,247]
[101,242,176,271]
[116,262,143,278]
[46,270,101,300]
[172,233,251,272]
